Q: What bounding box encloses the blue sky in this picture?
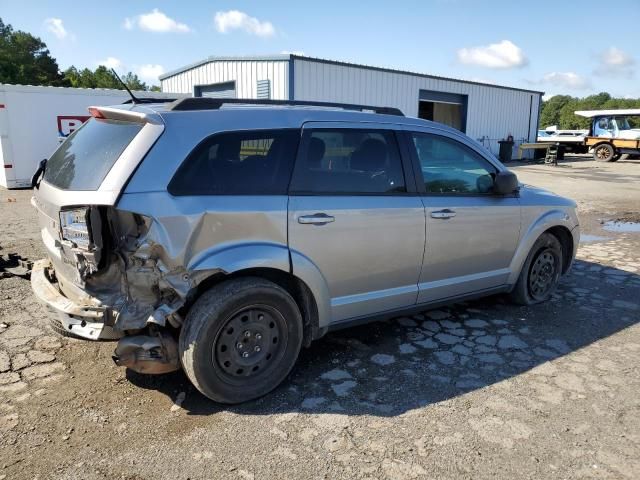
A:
[2,0,639,97]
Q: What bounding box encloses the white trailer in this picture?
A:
[0,84,179,189]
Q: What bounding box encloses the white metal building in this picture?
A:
[160,54,543,157]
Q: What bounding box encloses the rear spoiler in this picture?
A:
[87,106,163,125]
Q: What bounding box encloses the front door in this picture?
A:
[288,124,425,323]
[407,131,521,303]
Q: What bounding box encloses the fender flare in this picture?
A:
[187,243,332,329]
[289,249,332,329]
[507,210,577,284]
[188,242,290,276]
[591,140,615,149]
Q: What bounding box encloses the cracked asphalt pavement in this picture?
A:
[1,155,639,479]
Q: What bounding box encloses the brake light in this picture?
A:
[88,107,106,119]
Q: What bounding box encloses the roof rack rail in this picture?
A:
[122,98,178,104]
[166,98,404,116]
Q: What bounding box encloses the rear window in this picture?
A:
[168,129,299,196]
[44,118,143,191]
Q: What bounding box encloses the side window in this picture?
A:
[412,133,497,194]
[290,129,406,194]
[168,129,299,195]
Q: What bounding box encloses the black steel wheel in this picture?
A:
[528,249,559,301]
[510,232,563,305]
[213,305,288,383]
[179,277,303,404]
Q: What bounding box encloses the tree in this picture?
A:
[558,98,588,129]
[540,93,640,129]
[539,95,572,128]
[62,66,149,91]
[0,17,66,86]
[120,72,148,91]
[0,18,155,91]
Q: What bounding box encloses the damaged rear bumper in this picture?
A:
[30,259,122,341]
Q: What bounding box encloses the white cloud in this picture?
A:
[469,76,496,85]
[124,9,190,33]
[44,18,72,40]
[136,64,165,84]
[538,72,591,89]
[600,47,634,67]
[214,10,275,37]
[280,50,305,56]
[91,59,164,84]
[457,40,528,69]
[595,47,635,78]
[96,57,123,71]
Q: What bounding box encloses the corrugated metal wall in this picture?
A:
[293,59,541,156]
[160,57,541,157]
[161,60,289,99]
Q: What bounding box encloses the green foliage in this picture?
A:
[0,17,152,91]
[63,66,149,91]
[120,72,147,91]
[540,92,640,129]
[0,17,66,86]
[539,95,572,128]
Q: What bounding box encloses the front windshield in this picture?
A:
[612,117,631,130]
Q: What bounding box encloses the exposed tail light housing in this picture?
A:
[59,207,91,249]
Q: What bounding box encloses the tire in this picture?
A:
[593,143,616,162]
[49,317,81,338]
[179,277,303,404]
[509,233,563,306]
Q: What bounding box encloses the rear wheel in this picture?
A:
[510,233,563,305]
[179,277,303,404]
[593,143,616,162]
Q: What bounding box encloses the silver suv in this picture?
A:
[31,98,579,404]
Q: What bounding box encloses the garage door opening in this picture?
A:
[194,81,236,98]
[418,90,468,132]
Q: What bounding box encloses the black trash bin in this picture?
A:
[498,140,514,163]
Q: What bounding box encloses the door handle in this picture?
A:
[298,213,335,225]
[430,209,456,219]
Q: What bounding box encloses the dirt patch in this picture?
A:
[1,164,640,479]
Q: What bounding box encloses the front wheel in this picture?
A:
[179,277,303,404]
[509,233,563,305]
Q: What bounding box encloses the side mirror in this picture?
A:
[493,170,519,195]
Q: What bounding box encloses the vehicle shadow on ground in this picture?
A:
[127,259,639,418]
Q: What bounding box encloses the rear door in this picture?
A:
[406,129,521,302]
[288,122,425,323]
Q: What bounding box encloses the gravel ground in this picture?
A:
[0,154,639,479]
